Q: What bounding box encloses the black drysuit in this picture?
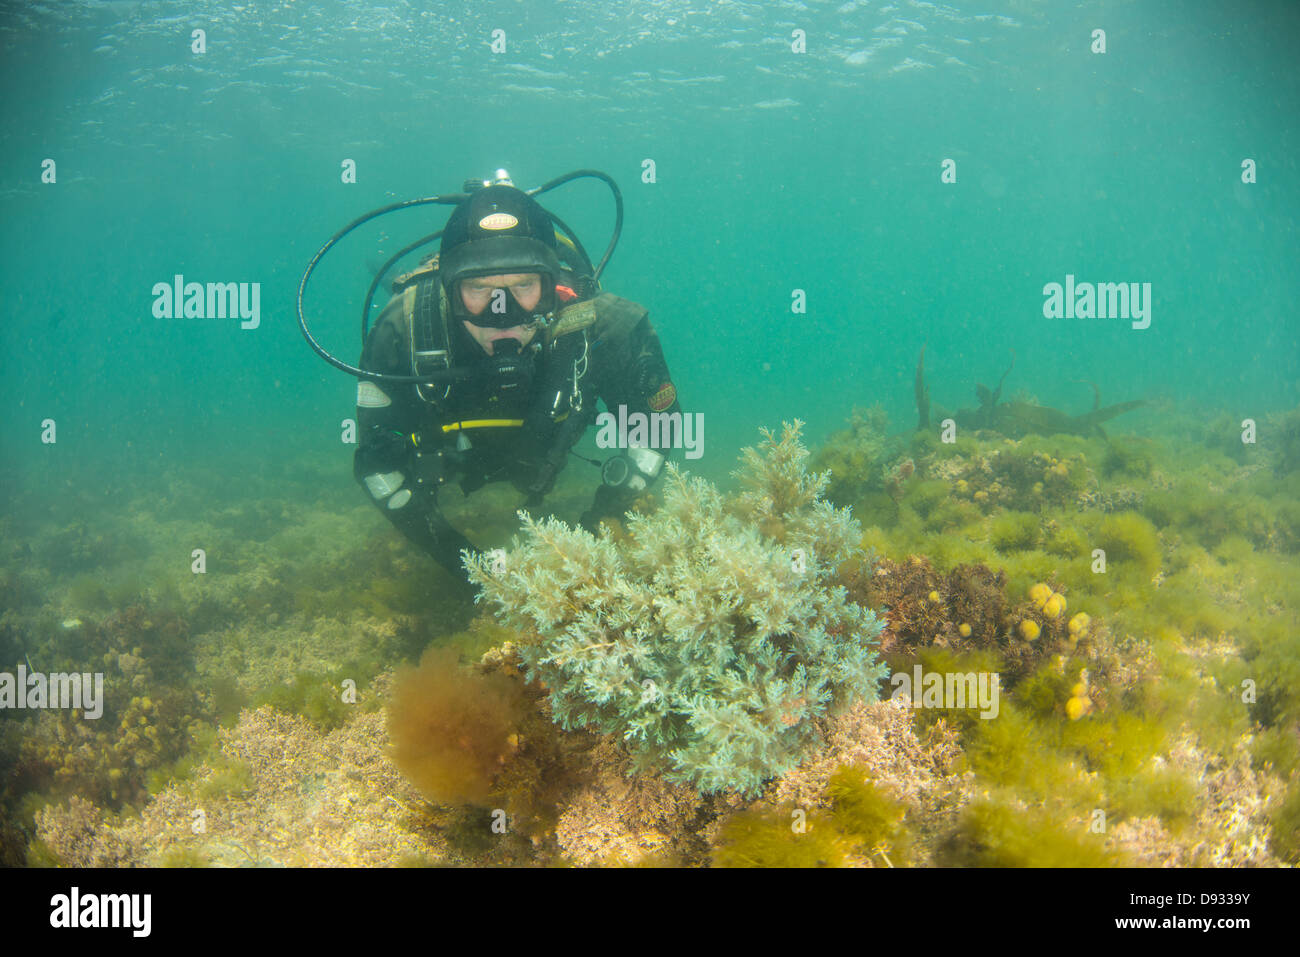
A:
[352,271,680,584]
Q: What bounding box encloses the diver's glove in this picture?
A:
[579,483,631,534]
[517,446,567,507]
[517,403,593,509]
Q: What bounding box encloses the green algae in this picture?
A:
[712,765,916,868]
[825,766,912,865]
[25,838,63,868]
[1093,511,1162,581]
[197,758,255,802]
[923,497,982,534]
[145,725,219,796]
[1044,521,1088,559]
[940,801,1122,867]
[253,667,379,732]
[964,704,1100,806]
[712,766,913,869]
[1270,784,1300,864]
[6,396,1299,869]
[1109,767,1198,831]
[906,479,953,520]
[1102,436,1158,478]
[1062,710,1167,779]
[816,400,1300,862]
[158,846,212,868]
[990,511,1041,552]
[712,807,849,868]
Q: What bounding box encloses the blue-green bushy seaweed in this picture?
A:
[464,422,888,797]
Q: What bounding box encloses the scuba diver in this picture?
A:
[312,171,680,586]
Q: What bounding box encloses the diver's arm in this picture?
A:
[352,298,476,581]
[579,314,682,532]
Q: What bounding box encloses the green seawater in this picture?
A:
[1,0,1297,872]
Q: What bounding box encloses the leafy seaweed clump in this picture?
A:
[465,422,889,797]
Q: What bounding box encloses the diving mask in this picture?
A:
[453,273,556,330]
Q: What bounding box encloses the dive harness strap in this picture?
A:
[409,260,452,406]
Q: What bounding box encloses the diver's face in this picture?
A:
[459,272,542,356]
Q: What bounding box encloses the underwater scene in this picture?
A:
[1,0,1298,875]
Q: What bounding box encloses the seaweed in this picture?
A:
[387,645,531,807]
[712,807,848,868]
[940,801,1123,867]
[466,422,889,797]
